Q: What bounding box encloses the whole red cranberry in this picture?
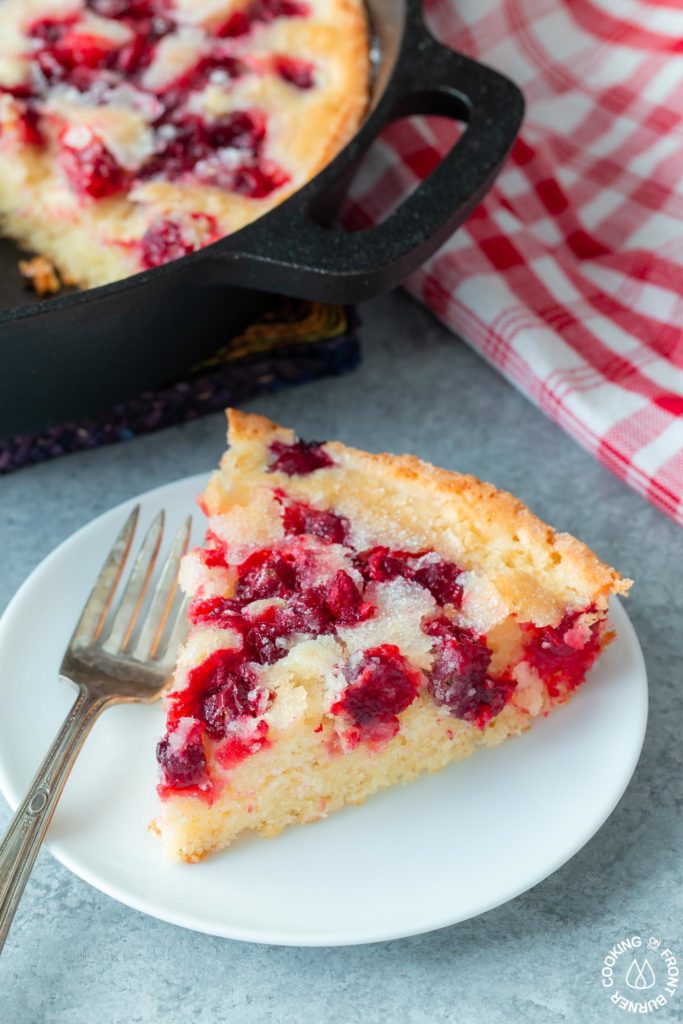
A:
[268,439,333,475]
[332,644,421,741]
[282,500,348,544]
[202,670,270,739]
[59,131,128,199]
[156,721,207,788]
[275,56,314,89]
[235,549,299,601]
[522,609,601,696]
[424,617,512,727]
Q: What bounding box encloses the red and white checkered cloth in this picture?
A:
[347,0,683,525]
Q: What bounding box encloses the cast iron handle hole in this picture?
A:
[339,113,467,232]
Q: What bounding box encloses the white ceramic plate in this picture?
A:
[0,474,647,946]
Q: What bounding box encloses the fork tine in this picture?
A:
[102,511,165,654]
[156,593,190,672]
[69,505,140,647]
[132,516,191,662]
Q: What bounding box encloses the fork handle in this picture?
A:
[0,682,112,953]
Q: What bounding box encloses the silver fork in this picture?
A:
[0,506,191,953]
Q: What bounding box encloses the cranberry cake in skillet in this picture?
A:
[153,410,630,862]
[0,0,368,287]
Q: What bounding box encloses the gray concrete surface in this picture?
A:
[1,290,681,1023]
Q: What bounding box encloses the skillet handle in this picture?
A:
[216,30,524,304]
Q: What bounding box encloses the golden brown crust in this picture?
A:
[226,407,283,440]
[18,254,61,295]
[224,409,630,605]
[292,1,368,179]
[339,452,629,602]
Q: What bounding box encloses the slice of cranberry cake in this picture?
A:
[153,409,630,862]
[0,0,368,288]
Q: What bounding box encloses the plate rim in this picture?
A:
[0,474,649,946]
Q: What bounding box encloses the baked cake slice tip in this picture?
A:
[153,409,631,862]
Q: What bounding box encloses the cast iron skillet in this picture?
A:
[0,0,524,438]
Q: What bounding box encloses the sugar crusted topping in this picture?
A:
[155,427,609,797]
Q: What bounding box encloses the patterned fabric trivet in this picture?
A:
[0,302,360,474]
